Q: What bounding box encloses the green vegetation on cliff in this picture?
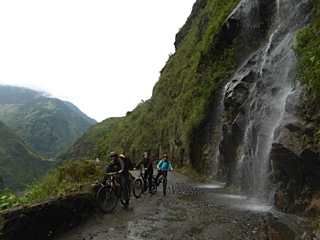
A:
[91,0,240,173]
[292,0,320,143]
[293,0,320,99]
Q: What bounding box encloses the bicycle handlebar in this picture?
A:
[96,179,105,186]
[105,171,119,175]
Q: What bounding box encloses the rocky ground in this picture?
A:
[55,171,313,240]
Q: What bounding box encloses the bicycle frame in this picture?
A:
[137,169,148,187]
[133,168,157,198]
[105,172,121,192]
[157,170,168,182]
[96,172,125,213]
[157,170,169,195]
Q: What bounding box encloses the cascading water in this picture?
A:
[219,0,312,202]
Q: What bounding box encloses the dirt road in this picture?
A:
[56,171,311,240]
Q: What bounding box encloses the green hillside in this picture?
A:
[0,121,52,191]
[60,117,122,160]
[0,85,96,158]
[64,0,320,178]
[94,0,239,167]
[63,0,240,171]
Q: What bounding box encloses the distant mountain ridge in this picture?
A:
[63,101,96,125]
[0,85,97,158]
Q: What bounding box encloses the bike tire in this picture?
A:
[96,185,118,213]
[133,178,143,198]
[150,176,157,194]
[120,182,131,205]
[163,177,167,195]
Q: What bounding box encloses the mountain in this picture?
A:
[0,85,97,158]
[63,101,97,125]
[0,121,52,191]
[59,117,122,160]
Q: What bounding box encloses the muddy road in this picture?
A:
[56,171,311,240]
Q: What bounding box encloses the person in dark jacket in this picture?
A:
[103,151,130,209]
[134,152,153,193]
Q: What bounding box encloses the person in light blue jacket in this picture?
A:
[155,154,173,185]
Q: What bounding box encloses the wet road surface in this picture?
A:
[56,171,311,240]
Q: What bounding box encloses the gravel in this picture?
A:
[56,171,313,240]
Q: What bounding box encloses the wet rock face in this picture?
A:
[271,88,320,215]
[218,0,318,215]
[217,0,280,187]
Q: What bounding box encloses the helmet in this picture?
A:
[163,154,168,158]
[119,153,126,158]
[110,151,118,157]
[143,152,148,156]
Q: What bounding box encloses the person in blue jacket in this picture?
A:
[155,154,173,185]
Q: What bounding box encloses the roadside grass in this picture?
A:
[0,159,106,211]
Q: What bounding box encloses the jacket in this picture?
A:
[136,157,153,170]
[104,157,128,177]
[157,159,173,171]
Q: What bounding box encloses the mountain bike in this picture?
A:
[133,168,157,198]
[156,170,168,195]
[96,172,130,213]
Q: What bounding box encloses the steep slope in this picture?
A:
[0,121,52,191]
[0,85,96,158]
[60,117,122,160]
[93,0,240,167]
[63,101,97,125]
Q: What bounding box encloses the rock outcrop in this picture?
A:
[271,87,320,215]
[217,0,319,216]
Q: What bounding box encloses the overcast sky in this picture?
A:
[0,1,195,122]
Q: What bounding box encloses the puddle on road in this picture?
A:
[179,189,272,213]
[179,189,311,239]
[214,194,273,212]
[197,182,225,189]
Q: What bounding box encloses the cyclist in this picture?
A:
[134,152,154,193]
[155,154,173,186]
[103,151,130,209]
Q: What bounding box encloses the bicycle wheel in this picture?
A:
[149,176,157,194]
[120,182,131,205]
[133,178,143,198]
[96,185,118,213]
[163,178,167,195]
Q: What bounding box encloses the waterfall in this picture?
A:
[259,30,276,77]
[219,0,312,201]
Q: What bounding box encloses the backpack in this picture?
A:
[120,154,132,170]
